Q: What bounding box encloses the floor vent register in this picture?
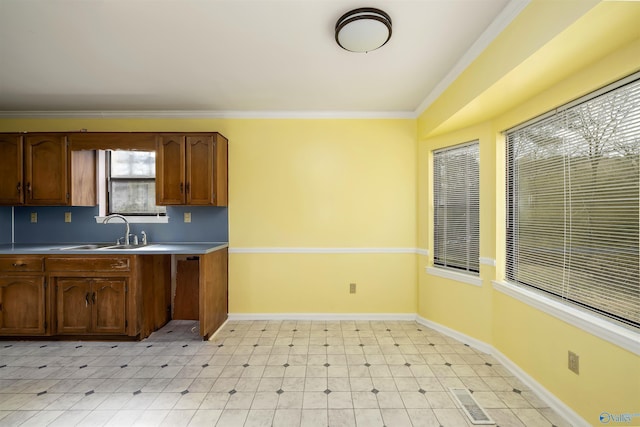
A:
[449,388,496,425]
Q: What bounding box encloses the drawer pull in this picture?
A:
[12,263,27,268]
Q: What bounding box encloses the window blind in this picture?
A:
[434,141,480,274]
[506,76,640,328]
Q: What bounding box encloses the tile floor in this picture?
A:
[0,320,571,427]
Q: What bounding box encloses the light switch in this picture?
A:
[30,212,37,223]
[65,212,72,223]
[184,212,192,223]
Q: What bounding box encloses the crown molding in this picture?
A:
[0,110,416,120]
[414,0,530,116]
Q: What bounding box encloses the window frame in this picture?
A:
[505,73,640,330]
[94,150,169,224]
[432,140,481,277]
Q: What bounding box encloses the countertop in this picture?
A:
[0,242,228,255]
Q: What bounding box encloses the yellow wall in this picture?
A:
[1,0,639,423]
[416,3,640,423]
[0,117,418,314]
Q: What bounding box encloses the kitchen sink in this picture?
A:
[59,244,116,250]
[59,244,156,251]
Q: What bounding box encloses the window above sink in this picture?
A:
[95,150,169,224]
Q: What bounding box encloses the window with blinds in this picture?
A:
[506,74,640,328]
[433,141,480,274]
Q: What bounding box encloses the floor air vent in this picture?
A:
[449,388,495,425]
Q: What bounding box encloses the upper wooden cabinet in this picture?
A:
[156,133,228,206]
[0,133,96,206]
[0,134,24,205]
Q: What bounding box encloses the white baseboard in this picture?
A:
[415,315,493,354]
[227,313,416,321]
[416,315,589,427]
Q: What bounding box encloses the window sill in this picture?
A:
[94,215,169,224]
[493,280,640,356]
[426,266,482,287]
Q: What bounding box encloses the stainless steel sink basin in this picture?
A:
[59,244,156,251]
[60,244,115,250]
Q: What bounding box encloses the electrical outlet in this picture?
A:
[184,212,191,223]
[568,351,579,375]
[64,212,72,223]
[350,283,356,294]
[30,212,37,223]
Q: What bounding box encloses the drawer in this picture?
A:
[0,257,44,272]
[46,257,131,272]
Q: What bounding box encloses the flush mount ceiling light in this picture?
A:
[335,7,392,53]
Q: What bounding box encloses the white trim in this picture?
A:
[416,248,429,256]
[414,0,530,116]
[415,316,589,427]
[493,281,640,356]
[228,313,416,321]
[491,348,589,427]
[479,257,496,266]
[426,266,483,287]
[416,315,493,354]
[229,247,419,254]
[0,110,415,120]
[95,215,169,224]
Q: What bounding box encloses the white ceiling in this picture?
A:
[0,0,522,116]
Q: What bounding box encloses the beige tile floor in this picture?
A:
[0,320,572,426]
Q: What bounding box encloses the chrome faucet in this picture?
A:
[102,214,130,245]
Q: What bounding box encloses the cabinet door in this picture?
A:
[186,135,215,205]
[156,135,186,205]
[24,134,68,205]
[0,276,45,334]
[0,134,24,205]
[56,278,92,334]
[91,279,127,334]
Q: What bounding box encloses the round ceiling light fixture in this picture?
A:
[335,7,392,53]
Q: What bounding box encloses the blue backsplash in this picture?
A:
[8,205,228,244]
[0,207,12,244]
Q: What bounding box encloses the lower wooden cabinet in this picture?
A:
[0,275,46,334]
[0,249,227,340]
[0,254,171,339]
[55,278,127,335]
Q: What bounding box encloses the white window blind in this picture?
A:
[433,141,480,274]
[506,76,640,328]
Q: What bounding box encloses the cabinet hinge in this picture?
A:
[66,193,70,200]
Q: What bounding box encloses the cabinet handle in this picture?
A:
[26,182,31,195]
[185,182,190,194]
[92,292,96,304]
[17,182,22,195]
[85,293,90,307]
[11,263,26,268]
[180,182,184,194]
